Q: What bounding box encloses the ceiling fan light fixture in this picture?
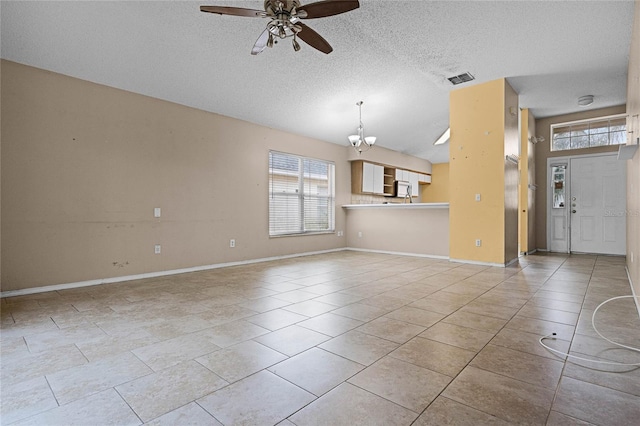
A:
[578,95,594,107]
[200,1,360,55]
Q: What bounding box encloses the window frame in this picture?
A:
[268,150,336,237]
[550,113,627,152]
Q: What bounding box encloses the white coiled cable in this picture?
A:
[539,295,640,367]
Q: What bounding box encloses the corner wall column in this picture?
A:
[449,78,519,265]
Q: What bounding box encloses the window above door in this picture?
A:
[551,114,627,152]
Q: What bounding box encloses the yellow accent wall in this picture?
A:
[449,78,519,265]
[421,163,449,203]
[519,109,536,254]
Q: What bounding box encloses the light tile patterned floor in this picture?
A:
[1,252,639,425]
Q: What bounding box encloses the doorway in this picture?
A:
[547,153,626,255]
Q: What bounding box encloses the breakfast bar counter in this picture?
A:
[342,203,449,258]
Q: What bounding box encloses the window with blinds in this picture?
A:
[268,151,335,236]
[551,114,627,151]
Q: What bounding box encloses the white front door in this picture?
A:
[570,155,626,255]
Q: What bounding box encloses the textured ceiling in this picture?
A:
[1,0,635,163]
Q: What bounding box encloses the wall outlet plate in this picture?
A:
[475,239,481,247]
[154,244,161,254]
[230,239,236,248]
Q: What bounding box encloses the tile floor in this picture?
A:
[1,251,639,425]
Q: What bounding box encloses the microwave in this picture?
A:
[395,180,411,198]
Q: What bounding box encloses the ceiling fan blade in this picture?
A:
[251,28,270,55]
[297,0,359,19]
[296,23,333,54]
[200,6,266,18]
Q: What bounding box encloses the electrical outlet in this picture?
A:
[230,239,236,248]
[154,244,161,254]
[154,207,161,218]
[358,231,362,238]
[475,194,481,202]
[475,239,481,247]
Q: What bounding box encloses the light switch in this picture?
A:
[154,207,161,218]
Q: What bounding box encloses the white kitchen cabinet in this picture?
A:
[396,169,409,182]
[372,164,384,194]
[355,161,385,195]
[362,162,375,193]
[409,172,419,196]
[418,174,432,183]
[354,162,429,197]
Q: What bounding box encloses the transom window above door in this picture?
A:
[551,114,627,152]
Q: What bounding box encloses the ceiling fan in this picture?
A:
[200,0,360,55]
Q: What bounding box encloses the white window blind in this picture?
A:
[269,151,335,236]
[551,114,627,151]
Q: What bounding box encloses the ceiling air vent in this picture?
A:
[447,72,475,85]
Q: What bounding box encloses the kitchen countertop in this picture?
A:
[342,202,449,209]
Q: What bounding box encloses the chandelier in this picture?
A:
[348,101,376,154]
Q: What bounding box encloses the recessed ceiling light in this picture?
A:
[578,95,594,107]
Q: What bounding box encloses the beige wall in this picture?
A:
[421,163,449,203]
[534,105,626,250]
[1,60,353,291]
[626,0,640,303]
[345,207,449,257]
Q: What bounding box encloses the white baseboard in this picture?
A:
[626,266,640,319]
[0,248,347,298]
[345,247,449,260]
[449,258,513,268]
[520,249,538,255]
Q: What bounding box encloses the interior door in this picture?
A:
[570,155,626,255]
